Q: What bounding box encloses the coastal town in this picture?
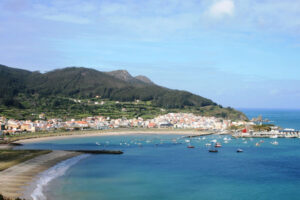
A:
[1,112,299,139]
[0,113,251,135]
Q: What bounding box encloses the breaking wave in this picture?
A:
[31,154,89,200]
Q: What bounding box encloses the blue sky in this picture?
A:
[1,0,300,109]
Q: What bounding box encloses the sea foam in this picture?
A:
[31,154,89,200]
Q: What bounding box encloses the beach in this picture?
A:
[16,129,213,144]
[0,150,80,199]
[0,129,212,199]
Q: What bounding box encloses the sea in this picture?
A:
[18,109,300,200]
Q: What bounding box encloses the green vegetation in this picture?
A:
[0,64,247,120]
[0,96,245,120]
[229,124,275,131]
[0,150,51,171]
[251,124,275,132]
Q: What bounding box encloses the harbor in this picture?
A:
[233,129,300,138]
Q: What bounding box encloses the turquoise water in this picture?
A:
[20,134,300,200]
[18,109,300,200]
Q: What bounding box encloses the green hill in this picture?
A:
[0,64,247,120]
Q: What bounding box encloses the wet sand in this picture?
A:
[0,150,80,199]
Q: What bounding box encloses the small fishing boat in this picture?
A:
[209,141,218,153]
[215,142,222,148]
[95,142,101,146]
[205,143,211,146]
[271,141,278,145]
[255,142,260,146]
[187,145,195,148]
[270,135,278,138]
[237,148,243,153]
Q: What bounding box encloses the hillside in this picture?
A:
[0,64,247,120]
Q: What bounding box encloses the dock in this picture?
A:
[233,130,300,138]
[71,150,123,154]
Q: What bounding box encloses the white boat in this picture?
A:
[271,141,278,145]
[185,139,190,143]
[270,135,278,138]
[95,142,101,146]
[205,143,211,146]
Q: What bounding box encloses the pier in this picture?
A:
[71,150,123,154]
[233,130,300,138]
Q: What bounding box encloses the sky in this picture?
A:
[1,0,300,109]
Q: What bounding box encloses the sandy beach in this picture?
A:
[0,129,213,199]
[17,129,214,144]
[0,150,80,199]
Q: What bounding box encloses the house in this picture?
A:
[21,123,34,132]
[74,121,89,128]
[39,113,46,119]
[148,122,157,128]
[160,123,174,128]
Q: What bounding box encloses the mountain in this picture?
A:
[134,75,154,85]
[106,70,154,85]
[0,64,247,120]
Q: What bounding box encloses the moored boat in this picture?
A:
[209,141,218,152]
[237,148,243,153]
[215,142,222,148]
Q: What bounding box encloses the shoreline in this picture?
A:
[0,150,81,199]
[16,129,215,144]
[0,129,215,199]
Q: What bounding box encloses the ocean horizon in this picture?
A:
[239,108,300,130]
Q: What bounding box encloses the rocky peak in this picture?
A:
[135,75,154,85]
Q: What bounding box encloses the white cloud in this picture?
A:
[208,0,235,19]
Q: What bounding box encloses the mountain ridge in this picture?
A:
[106,70,154,85]
[0,64,247,120]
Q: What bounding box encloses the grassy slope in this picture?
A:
[0,65,247,121]
[0,96,246,120]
